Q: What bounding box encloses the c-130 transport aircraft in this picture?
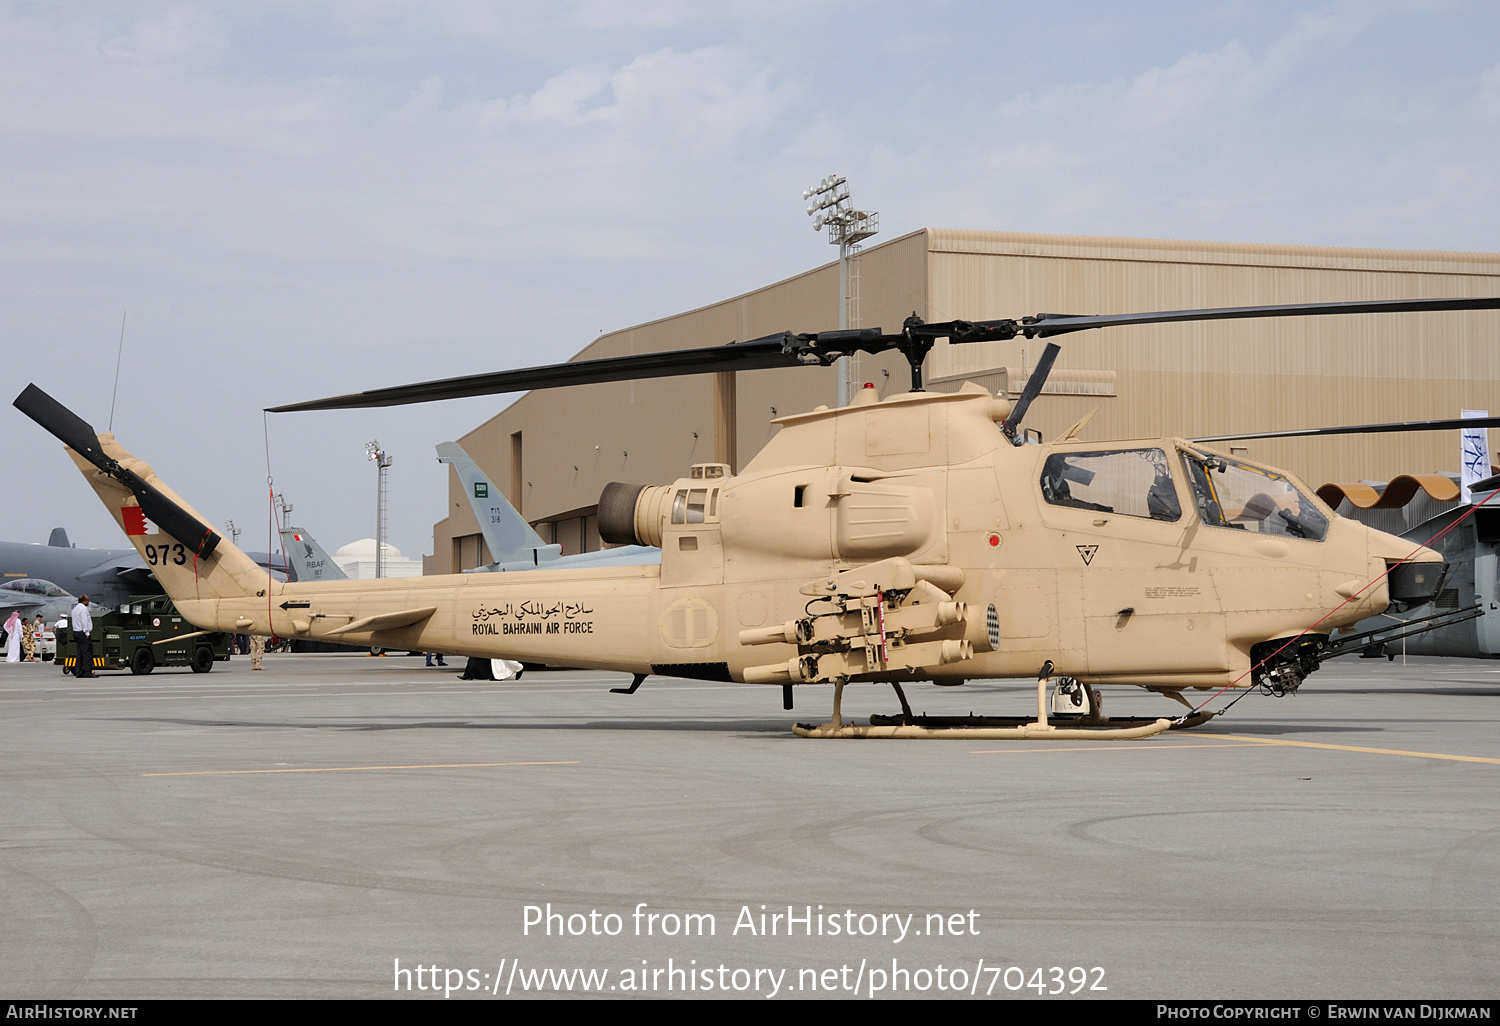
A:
[16,295,1500,739]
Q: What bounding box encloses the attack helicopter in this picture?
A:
[15,295,1500,739]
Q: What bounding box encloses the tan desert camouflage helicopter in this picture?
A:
[15,296,1500,739]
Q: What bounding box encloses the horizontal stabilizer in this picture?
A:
[324,606,438,636]
[152,629,216,646]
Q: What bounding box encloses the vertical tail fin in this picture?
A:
[15,385,274,620]
[16,384,223,558]
[278,526,349,582]
[437,441,560,565]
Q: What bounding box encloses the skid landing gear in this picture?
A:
[792,663,1212,739]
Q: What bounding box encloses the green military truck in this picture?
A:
[59,595,231,675]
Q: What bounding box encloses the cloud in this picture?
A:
[845,0,1500,251]
[0,6,809,552]
[100,3,225,66]
[313,0,844,46]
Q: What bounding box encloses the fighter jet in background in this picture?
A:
[438,441,658,572]
[0,528,154,608]
[0,578,79,626]
[277,526,349,583]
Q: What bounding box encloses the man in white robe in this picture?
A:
[4,611,21,662]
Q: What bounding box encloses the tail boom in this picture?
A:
[58,429,661,667]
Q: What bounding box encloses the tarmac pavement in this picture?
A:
[1,651,1497,1000]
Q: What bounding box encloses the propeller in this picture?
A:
[267,296,1500,445]
[13,385,222,559]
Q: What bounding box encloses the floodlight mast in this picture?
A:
[365,441,392,579]
[803,174,879,406]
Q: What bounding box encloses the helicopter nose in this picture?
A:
[1387,559,1448,609]
[1359,525,1445,611]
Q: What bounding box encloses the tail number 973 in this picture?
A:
[145,543,187,566]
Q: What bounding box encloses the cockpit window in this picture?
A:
[0,579,68,597]
[1040,449,1182,522]
[1183,454,1327,541]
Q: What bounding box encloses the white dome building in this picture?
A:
[332,538,423,580]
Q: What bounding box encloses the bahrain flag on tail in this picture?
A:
[121,506,155,536]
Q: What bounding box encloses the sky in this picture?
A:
[1,0,1498,558]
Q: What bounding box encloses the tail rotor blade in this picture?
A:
[14,383,221,559]
[128,480,222,559]
[13,384,112,472]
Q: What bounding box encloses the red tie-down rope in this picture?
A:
[263,413,287,635]
[1187,485,1500,720]
[266,479,290,633]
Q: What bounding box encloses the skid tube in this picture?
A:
[791,671,1215,739]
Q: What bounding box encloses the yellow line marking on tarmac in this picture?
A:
[143,760,578,777]
[971,737,1500,764]
[1216,734,1500,765]
[971,742,1262,755]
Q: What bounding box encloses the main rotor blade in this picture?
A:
[267,334,807,412]
[267,294,1500,412]
[1193,415,1500,444]
[1015,296,1500,338]
[1000,342,1061,438]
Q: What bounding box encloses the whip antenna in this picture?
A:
[108,311,126,432]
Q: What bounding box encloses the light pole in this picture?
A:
[365,440,391,579]
[804,173,878,406]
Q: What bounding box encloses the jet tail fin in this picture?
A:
[278,527,349,582]
[437,441,560,564]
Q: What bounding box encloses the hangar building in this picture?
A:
[426,228,1500,574]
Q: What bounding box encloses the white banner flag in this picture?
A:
[1461,409,1491,504]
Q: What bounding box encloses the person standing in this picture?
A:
[70,595,95,678]
[21,615,38,661]
[56,615,69,673]
[4,610,20,662]
[249,633,266,670]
